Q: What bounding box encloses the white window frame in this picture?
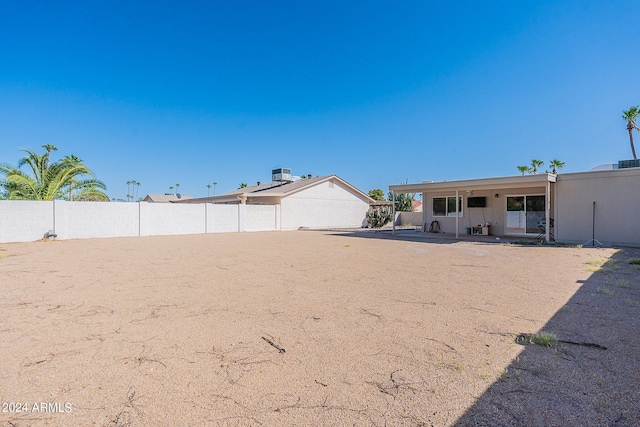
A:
[432,196,463,217]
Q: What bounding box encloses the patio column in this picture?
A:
[392,192,396,236]
[545,180,550,243]
[422,192,426,232]
[455,189,459,239]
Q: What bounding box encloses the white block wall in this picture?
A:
[246,205,278,232]
[396,211,423,226]
[0,201,53,243]
[140,203,206,236]
[207,204,241,233]
[56,201,140,239]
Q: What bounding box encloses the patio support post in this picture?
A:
[455,189,459,239]
[545,180,550,243]
[422,192,426,232]
[392,191,396,236]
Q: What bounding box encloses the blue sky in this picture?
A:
[1,1,639,199]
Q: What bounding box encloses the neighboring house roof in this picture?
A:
[412,200,423,212]
[176,175,376,204]
[143,194,193,203]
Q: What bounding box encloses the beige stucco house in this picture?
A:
[176,175,376,230]
[389,166,640,247]
[142,194,193,203]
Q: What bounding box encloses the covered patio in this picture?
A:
[389,174,557,243]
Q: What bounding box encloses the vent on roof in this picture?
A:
[272,168,292,183]
[618,159,640,169]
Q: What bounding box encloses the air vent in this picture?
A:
[272,168,292,183]
[618,159,640,169]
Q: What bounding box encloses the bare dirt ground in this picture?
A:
[0,231,638,426]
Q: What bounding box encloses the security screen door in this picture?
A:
[506,195,545,234]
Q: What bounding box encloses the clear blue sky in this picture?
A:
[1,1,639,199]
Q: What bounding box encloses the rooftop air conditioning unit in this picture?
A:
[618,159,640,169]
[272,168,292,183]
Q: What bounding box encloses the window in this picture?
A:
[506,195,545,234]
[433,196,463,217]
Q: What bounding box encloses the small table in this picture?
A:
[471,226,490,236]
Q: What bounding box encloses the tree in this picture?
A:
[388,191,414,212]
[549,159,565,174]
[126,180,133,202]
[530,159,544,174]
[368,189,385,201]
[175,183,180,195]
[207,184,212,196]
[169,186,174,194]
[133,181,141,200]
[622,106,639,160]
[0,147,108,201]
[517,165,531,176]
[213,181,218,195]
[238,183,247,189]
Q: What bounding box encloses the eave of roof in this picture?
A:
[177,175,376,204]
[389,174,556,193]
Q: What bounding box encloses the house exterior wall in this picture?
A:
[423,186,552,236]
[280,180,370,230]
[0,201,53,243]
[555,168,640,246]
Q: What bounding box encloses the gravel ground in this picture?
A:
[0,231,638,426]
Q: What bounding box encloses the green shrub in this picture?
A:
[366,207,393,228]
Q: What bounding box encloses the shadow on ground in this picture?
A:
[327,228,551,246]
[451,248,640,426]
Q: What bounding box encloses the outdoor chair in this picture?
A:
[536,218,554,241]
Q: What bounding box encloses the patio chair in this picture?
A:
[535,218,554,241]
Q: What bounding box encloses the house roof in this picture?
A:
[143,194,193,203]
[389,173,557,193]
[176,175,376,204]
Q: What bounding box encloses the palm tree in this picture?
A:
[41,145,58,169]
[530,159,544,174]
[206,184,211,196]
[622,106,639,160]
[0,148,108,201]
[238,183,247,189]
[517,165,531,176]
[133,180,141,200]
[213,181,217,195]
[175,183,180,195]
[126,180,133,202]
[549,159,565,174]
[169,186,174,194]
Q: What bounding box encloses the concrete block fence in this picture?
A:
[0,201,279,243]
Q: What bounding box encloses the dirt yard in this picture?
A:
[1,231,638,426]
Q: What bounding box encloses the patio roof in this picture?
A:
[388,173,557,243]
[389,173,556,194]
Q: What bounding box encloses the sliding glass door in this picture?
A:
[506,195,545,234]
